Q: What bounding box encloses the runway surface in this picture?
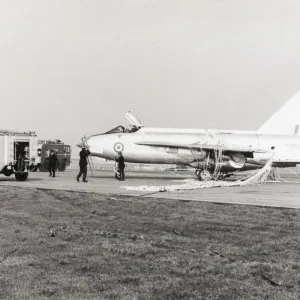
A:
[1,169,300,208]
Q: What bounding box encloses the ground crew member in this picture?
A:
[48,149,58,177]
[115,151,125,181]
[76,147,91,182]
[17,147,27,171]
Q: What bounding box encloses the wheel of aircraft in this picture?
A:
[200,170,212,181]
[195,169,212,181]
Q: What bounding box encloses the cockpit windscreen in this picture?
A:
[102,125,140,135]
[104,126,125,134]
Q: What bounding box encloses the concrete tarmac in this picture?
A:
[1,169,300,208]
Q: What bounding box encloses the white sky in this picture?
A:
[1,0,300,152]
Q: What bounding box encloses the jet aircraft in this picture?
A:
[77,91,300,180]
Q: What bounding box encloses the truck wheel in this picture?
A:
[4,170,14,177]
[15,172,28,181]
[2,166,14,176]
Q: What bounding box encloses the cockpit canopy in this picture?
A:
[104,126,126,134]
[125,111,143,128]
[104,125,140,134]
[93,111,143,136]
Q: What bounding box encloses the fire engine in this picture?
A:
[29,139,71,172]
[0,129,38,181]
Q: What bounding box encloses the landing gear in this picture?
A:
[216,173,233,180]
[200,170,212,181]
[195,169,212,181]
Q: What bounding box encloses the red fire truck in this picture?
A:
[29,139,71,172]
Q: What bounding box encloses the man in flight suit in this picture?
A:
[76,147,91,182]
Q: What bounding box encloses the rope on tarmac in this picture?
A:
[122,157,274,192]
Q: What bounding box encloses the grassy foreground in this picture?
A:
[0,186,300,299]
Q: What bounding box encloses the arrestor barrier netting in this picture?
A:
[122,158,274,192]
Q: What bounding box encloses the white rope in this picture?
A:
[212,149,223,179]
[122,158,274,192]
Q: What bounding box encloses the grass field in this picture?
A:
[1,186,300,299]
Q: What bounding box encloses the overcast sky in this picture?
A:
[1,0,300,152]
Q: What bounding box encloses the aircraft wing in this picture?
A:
[135,141,268,154]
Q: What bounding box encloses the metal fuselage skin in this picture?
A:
[83,127,300,172]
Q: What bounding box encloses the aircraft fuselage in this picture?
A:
[83,128,300,172]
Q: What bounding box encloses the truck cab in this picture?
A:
[29,139,72,172]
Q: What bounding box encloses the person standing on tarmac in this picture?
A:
[115,151,125,181]
[48,149,58,177]
[17,147,28,171]
[76,147,91,182]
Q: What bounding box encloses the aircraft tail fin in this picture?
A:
[258,90,300,135]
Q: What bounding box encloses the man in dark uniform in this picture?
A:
[48,149,58,177]
[17,147,27,171]
[115,151,125,181]
[76,147,91,182]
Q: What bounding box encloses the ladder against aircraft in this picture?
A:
[81,135,95,177]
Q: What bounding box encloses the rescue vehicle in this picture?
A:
[29,139,71,172]
[0,129,38,181]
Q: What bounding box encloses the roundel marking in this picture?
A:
[114,142,124,153]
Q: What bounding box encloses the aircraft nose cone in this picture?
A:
[76,141,83,148]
